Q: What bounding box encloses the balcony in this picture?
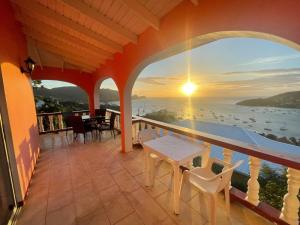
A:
[17,134,273,225]
[15,109,299,225]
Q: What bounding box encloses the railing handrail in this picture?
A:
[132,115,300,170]
[72,109,90,113]
[106,109,121,115]
[37,112,62,116]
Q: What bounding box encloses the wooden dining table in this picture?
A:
[143,135,209,214]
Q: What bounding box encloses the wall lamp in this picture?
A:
[20,57,36,75]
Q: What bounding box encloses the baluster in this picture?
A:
[201,142,211,168]
[58,114,64,130]
[155,127,161,137]
[132,122,136,143]
[280,168,300,225]
[37,116,44,132]
[246,156,261,205]
[163,129,169,136]
[223,148,232,164]
[48,115,54,131]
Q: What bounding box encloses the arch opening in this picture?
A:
[130,35,300,210]
[32,79,89,114]
[94,78,120,111]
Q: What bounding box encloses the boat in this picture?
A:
[249,118,256,122]
[280,127,288,131]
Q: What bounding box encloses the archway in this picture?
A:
[94,77,120,111]
[130,35,300,215]
[120,31,300,153]
[32,80,89,114]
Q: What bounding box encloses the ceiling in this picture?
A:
[10,0,198,73]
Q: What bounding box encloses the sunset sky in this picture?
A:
[43,37,300,98]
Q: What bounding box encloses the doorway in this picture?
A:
[0,112,17,225]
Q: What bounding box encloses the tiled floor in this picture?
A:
[17,132,273,225]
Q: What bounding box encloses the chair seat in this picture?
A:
[188,167,221,194]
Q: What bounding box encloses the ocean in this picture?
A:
[131,97,300,139]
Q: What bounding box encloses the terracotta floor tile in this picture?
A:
[156,191,207,225]
[127,188,168,225]
[114,212,144,225]
[47,191,74,213]
[100,185,134,224]
[46,205,76,225]
[77,210,110,225]
[112,171,140,193]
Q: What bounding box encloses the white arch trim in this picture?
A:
[93,76,119,110]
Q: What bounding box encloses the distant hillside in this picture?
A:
[34,86,144,103]
[236,91,300,108]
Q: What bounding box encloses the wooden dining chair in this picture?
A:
[181,158,243,225]
[69,115,93,143]
[98,112,116,139]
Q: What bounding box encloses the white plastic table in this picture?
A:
[143,135,209,214]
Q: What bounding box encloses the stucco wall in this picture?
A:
[0,0,40,201]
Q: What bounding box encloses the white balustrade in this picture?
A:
[246,156,261,205]
[37,116,44,132]
[201,142,211,168]
[223,148,233,164]
[155,126,161,137]
[58,114,64,130]
[280,168,300,225]
[48,115,54,131]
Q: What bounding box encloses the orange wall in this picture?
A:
[0,0,40,200]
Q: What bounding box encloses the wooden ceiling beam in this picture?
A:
[62,0,137,43]
[27,37,43,69]
[35,42,98,71]
[121,0,160,30]
[28,35,101,68]
[17,14,113,60]
[23,27,105,65]
[12,0,122,53]
[62,58,95,72]
[190,0,199,6]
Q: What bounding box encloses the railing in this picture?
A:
[130,116,300,225]
[37,109,121,134]
[37,112,66,133]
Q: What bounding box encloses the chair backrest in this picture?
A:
[68,115,85,133]
[109,112,116,129]
[216,160,243,192]
[63,112,73,128]
[138,129,158,144]
[95,108,106,117]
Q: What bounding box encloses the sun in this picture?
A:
[181,81,197,96]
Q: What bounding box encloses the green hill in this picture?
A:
[33,86,144,103]
[236,91,300,108]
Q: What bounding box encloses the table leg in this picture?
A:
[173,163,181,214]
[144,148,152,186]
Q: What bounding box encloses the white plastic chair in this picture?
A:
[181,158,243,225]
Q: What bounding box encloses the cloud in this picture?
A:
[238,54,300,66]
[224,68,300,76]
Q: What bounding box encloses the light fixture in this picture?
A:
[20,57,36,75]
